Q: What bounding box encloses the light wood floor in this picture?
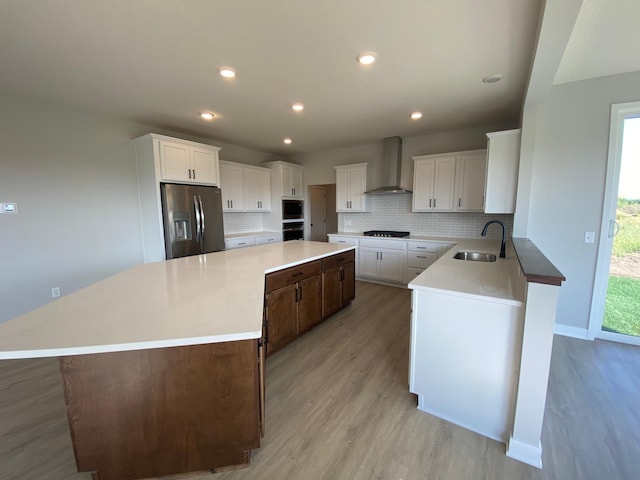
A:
[1,281,639,480]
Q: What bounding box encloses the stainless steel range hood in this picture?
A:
[365,136,412,194]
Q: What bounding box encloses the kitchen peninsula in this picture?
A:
[0,241,356,480]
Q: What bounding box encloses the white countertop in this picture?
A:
[408,239,525,306]
[0,241,354,360]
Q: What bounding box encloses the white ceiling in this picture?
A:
[555,0,640,85]
[0,1,545,155]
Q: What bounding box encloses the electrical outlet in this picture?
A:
[584,232,595,244]
[51,287,61,298]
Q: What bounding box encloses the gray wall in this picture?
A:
[517,70,640,330]
[0,95,274,323]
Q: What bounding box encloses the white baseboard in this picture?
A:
[506,436,542,468]
[553,323,590,340]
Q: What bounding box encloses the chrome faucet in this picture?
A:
[481,220,506,258]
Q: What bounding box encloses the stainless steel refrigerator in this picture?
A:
[160,183,225,259]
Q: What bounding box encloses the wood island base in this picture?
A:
[60,340,263,480]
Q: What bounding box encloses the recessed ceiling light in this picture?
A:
[411,112,423,120]
[283,138,293,145]
[218,67,236,78]
[357,52,377,65]
[482,73,503,84]
[292,103,304,112]
[200,112,215,120]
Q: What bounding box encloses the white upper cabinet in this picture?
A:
[244,166,272,212]
[158,138,220,185]
[412,150,486,212]
[335,163,367,212]
[485,129,521,214]
[412,156,456,211]
[264,161,304,199]
[220,161,246,211]
[220,161,272,212]
[454,151,487,212]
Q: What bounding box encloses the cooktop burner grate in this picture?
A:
[363,230,410,238]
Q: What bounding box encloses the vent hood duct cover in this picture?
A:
[365,136,412,194]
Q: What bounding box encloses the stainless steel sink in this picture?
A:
[453,251,497,262]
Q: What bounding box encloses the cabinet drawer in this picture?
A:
[328,236,358,246]
[407,241,439,253]
[322,250,355,270]
[265,260,322,292]
[225,237,257,249]
[256,233,282,245]
[407,251,437,269]
[406,266,425,282]
[359,238,406,250]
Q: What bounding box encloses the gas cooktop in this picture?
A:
[363,230,410,238]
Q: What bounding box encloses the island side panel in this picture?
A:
[60,340,260,480]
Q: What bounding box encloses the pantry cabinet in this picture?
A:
[412,150,486,213]
[158,138,220,185]
[220,161,271,212]
[485,129,521,214]
[335,163,368,212]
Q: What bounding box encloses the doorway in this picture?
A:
[589,102,640,346]
[308,185,337,242]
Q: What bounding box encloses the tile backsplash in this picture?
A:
[338,194,513,240]
[223,213,264,234]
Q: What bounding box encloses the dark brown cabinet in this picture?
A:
[264,260,322,355]
[61,340,261,480]
[322,250,356,318]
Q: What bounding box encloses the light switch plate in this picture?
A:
[1,202,18,214]
[584,231,595,244]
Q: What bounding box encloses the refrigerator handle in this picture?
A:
[193,195,201,242]
[198,196,205,242]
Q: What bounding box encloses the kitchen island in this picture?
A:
[408,237,564,468]
[0,241,356,480]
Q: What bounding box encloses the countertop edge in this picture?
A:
[512,238,566,286]
[0,331,263,360]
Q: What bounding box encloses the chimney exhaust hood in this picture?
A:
[365,136,412,194]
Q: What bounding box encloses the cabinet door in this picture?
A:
[341,262,356,305]
[412,159,435,211]
[456,153,486,211]
[322,266,342,319]
[378,249,406,282]
[220,163,245,211]
[244,168,261,212]
[265,284,298,355]
[358,248,380,278]
[348,166,367,211]
[190,146,219,185]
[257,169,272,210]
[297,275,322,334]
[290,167,303,199]
[335,168,351,211]
[433,157,456,211]
[159,140,191,182]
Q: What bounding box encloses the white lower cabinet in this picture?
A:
[256,232,282,245]
[225,232,282,250]
[358,238,406,283]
